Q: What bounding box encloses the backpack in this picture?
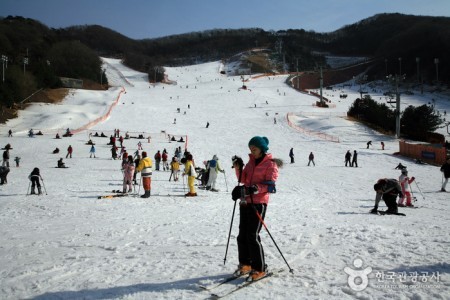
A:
[209,159,217,169]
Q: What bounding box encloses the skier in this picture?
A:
[367,141,372,149]
[206,155,224,192]
[440,158,450,192]
[231,136,279,281]
[28,129,34,137]
[8,129,12,137]
[137,141,143,150]
[14,156,20,167]
[154,150,161,171]
[351,150,358,167]
[133,154,141,185]
[183,153,197,196]
[206,122,210,128]
[28,167,43,195]
[289,148,294,164]
[371,178,403,214]
[122,155,135,193]
[170,157,180,181]
[136,151,153,198]
[162,149,169,171]
[119,135,124,148]
[308,152,315,166]
[381,141,385,150]
[89,145,96,158]
[2,148,10,167]
[345,150,352,167]
[66,145,73,158]
[398,169,415,207]
[111,145,118,160]
[0,166,10,184]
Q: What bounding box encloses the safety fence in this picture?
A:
[398,140,447,165]
[286,112,340,143]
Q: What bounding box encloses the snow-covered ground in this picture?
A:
[0,58,449,300]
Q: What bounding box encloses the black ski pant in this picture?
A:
[31,177,41,188]
[383,194,398,213]
[237,203,266,272]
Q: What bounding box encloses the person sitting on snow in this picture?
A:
[57,158,66,168]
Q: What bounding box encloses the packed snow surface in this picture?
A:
[0,58,449,300]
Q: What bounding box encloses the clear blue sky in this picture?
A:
[1,0,450,39]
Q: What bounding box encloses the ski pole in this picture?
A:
[41,178,48,195]
[224,169,243,265]
[223,199,237,265]
[223,171,228,192]
[251,203,294,273]
[414,181,425,200]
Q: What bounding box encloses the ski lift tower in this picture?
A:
[387,74,405,138]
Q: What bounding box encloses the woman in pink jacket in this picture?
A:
[122,155,135,193]
[231,136,279,281]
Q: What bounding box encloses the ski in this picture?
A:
[210,271,277,299]
[376,210,406,216]
[199,274,244,291]
[98,193,129,199]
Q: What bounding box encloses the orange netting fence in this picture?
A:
[398,140,447,165]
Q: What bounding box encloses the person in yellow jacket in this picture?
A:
[183,153,197,196]
[136,151,153,198]
[170,157,180,181]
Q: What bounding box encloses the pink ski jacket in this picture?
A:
[239,153,279,204]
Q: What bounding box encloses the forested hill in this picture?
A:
[0,13,449,109]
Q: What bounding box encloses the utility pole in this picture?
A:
[387,74,403,138]
[296,57,299,89]
[319,66,323,105]
[1,55,7,83]
[23,57,28,74]
[434,58,439,84]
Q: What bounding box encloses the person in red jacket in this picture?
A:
[162,149,169,171]
[231,136,279,282]
[66,145,73,158]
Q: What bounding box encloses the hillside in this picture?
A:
[0,58,448,299]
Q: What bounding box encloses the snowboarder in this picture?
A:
[206,155,224,192]
[66,145,73,158]
[351,150,358,167]
[371,178,403,215]
[308,152,315,166]
[440,158,450,192]
[89,145,96,158]
[170,157,180,181]
[122,155,135,193]
[398,169,415,207]
[183,153,197,196]
[136,151,152,198]
[57,158,66,168]
[345,150,352,167]
[0,166,10,184]
[154,150,161,171]
[231,136,280,281]
[367,141,372,149]
[28,167,43,195]
[2,148,10,167]
[289,148,294,164]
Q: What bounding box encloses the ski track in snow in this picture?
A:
[0,58,449,299]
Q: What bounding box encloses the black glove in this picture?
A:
[245,185,258,195]
[231,185,258,201]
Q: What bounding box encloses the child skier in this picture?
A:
[28,167,43,195]
[89,145,96,158]
[14,156,20,167]
[122,155,135,193]
[398,169,415,207]
[136,151,153,198]
[170,157,180,181]
[183,153,197,196]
